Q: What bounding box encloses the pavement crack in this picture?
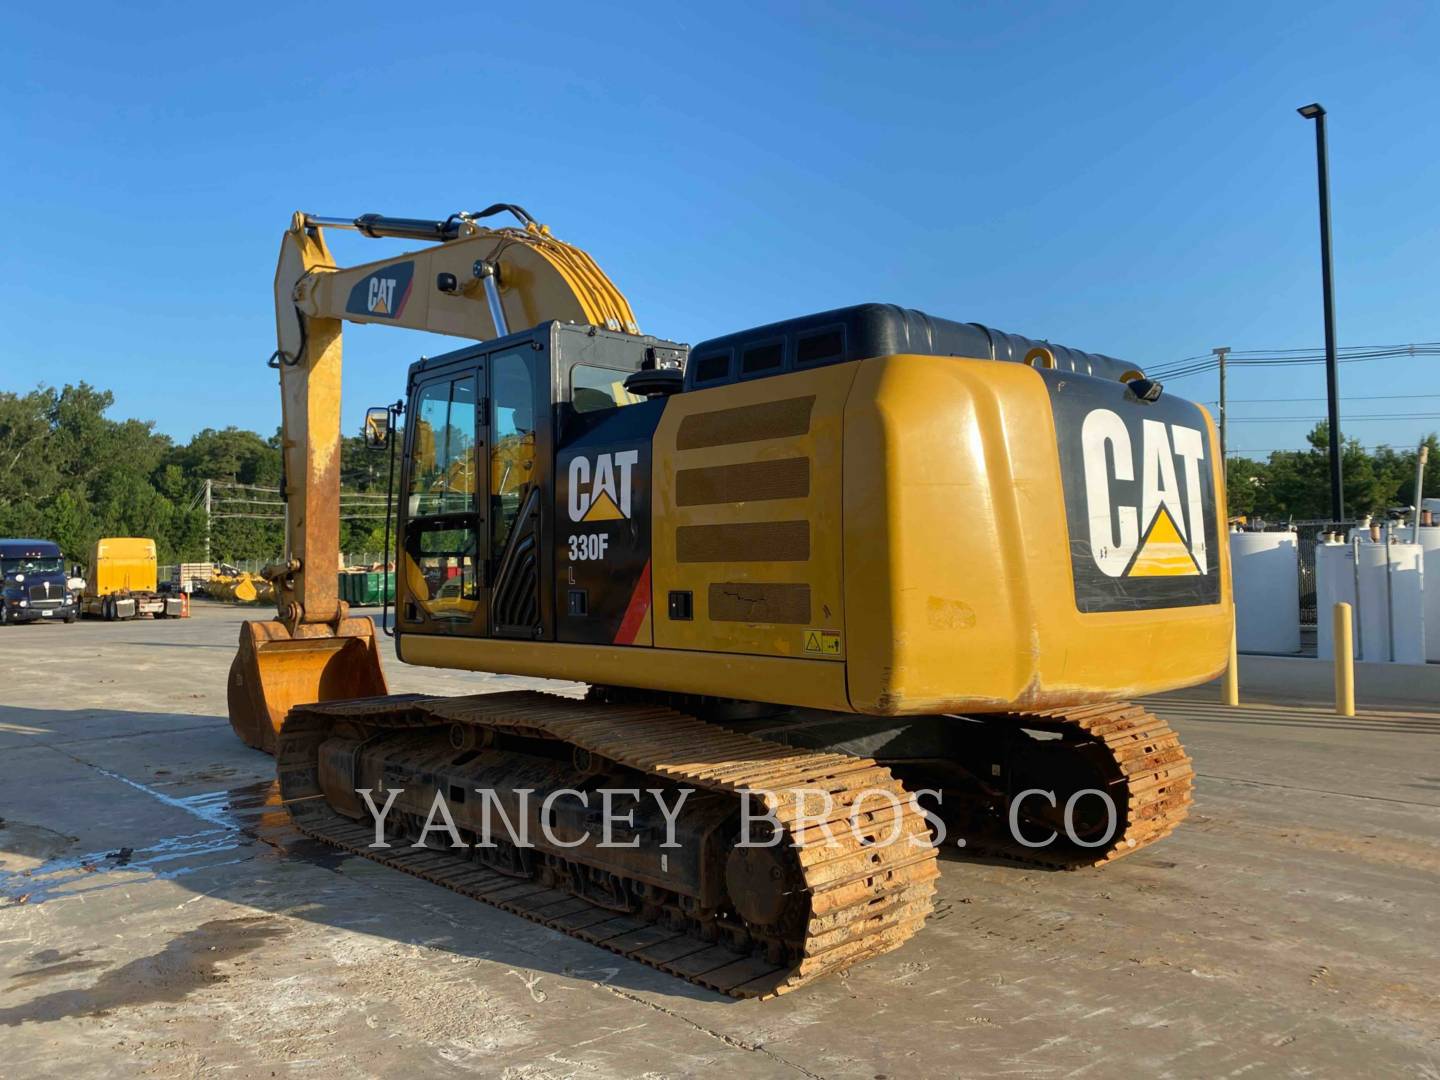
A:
[33,721,224,749]
[1199,773,1440,808]
[590,981,826,1079]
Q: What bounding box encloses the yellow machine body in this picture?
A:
[399,354,1231,714]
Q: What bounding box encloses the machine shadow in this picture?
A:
[1156,705,1440,737]
[0,704,748,1004]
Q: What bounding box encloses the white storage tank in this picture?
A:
[1316,536,1426,663]
[1229,530,1301,654]
[1416,526,1440,662]
[1315,538,1353,661]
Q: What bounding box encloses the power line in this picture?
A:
[1225,444,1411,456]
[1151,342,1440,381]
[1226,414,1440,423]
[1200,393,1440,405]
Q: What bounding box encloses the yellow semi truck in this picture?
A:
[81,538,186,620]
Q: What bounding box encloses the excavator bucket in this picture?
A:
[227,617,388,753]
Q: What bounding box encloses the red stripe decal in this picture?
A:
[612,560,652,645]
[393,275,415,318]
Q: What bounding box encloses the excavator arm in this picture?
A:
[227,206,637,751]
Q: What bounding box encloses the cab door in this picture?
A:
[485,344,546,639]
[398,361,488,636]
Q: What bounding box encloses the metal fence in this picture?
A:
[1272,520,1363,627]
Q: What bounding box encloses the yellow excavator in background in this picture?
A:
[230,205,1231,998]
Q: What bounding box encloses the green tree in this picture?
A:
[0,382,404,566]
[1234,422,1439,523]
[1224,456,1266,518]
[0,388,63,535]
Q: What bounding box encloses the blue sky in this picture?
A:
[2,1,1437,458]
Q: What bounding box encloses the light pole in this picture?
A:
[1213,346,1230,462]
[1297,102,1343,523]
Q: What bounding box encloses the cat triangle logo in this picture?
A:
[1127,506,1201,577]
[582,490,625,522]
[372,292,389,315]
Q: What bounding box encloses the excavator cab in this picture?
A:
[228,320,675,752]
[391,321,678,644]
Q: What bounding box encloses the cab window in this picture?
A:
[412,525,479,609]
[404,374,480,623]
[408,376,478,515]
[572,364,641,413]
[1,556,63,575]
[490,349,540,555]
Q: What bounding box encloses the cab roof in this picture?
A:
[0,539,62,557]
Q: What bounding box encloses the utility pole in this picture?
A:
[1213,346,1231,462]
[204,478,212,564]
[1298,102,1343,522]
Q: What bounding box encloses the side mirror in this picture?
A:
[364,406,391,450]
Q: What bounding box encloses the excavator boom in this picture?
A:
[228,207,636,751]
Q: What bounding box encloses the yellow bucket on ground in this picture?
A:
[226,617,389,753]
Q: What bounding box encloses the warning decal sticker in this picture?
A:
[803,629,842,656]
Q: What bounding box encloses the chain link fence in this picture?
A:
[1288,520,1363,627]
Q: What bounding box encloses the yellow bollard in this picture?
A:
[1333,602,1356,717]
[1222,623,1240,706]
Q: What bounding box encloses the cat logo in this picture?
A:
[345,260,415,320]
[1082,410,1208,578]
[568,450,639,523]
[367,277,398,314]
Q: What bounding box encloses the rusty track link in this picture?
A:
[277,691,939,998]
[981,701,1195,869]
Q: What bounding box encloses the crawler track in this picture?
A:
[275,694,1188,996]
[277,691,940,998]
[975,701,1195,868]
[713,697,1195,870]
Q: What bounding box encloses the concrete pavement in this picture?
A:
[0,604,1436,1078]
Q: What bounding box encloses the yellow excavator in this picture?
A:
[230,205,1231,998]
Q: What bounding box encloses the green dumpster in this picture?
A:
[341,571,394,607]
